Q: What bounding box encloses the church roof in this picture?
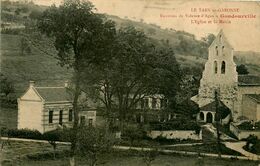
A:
[200,100,230,119]
[238,75,260,86]
[200,100,228,112]
[209,29,233,49]
[35,87,72,102]
[245,94,260,103]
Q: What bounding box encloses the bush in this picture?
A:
[26,150,70,160]
[6,128,43,140]
[150,119,201,134]
[237,121,254,130]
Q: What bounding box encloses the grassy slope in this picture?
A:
[1,34,72,96]
[1,3,259,95]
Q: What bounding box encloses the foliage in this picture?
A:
[42,130,63,159]
[3,128,43,140]
[141,147,159,166]
[237,121,255,130]
[77,126,116,166]
[122,125,146,146]
[150,119,201,133]
[0,73,15,97]
[245,135,260,155]
[20,37,31,56]
[83,26,181,128]
[174,99,200,119]
[236,64,249,75]
[37,1,117,164]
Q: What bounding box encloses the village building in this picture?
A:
[192,30,260,124]
[17,81,96,133]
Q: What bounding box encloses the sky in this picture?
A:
[21,0,260,52]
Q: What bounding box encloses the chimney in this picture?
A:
[64,80,69,88]
[29,81,35,88]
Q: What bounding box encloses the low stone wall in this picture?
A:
[147,130,202,140]
[230,123,260,140]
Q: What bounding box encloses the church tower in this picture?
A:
[194,30,238,112]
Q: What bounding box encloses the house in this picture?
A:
[191,30,260,124]
[241,94,260,122]
[17,81,96,133]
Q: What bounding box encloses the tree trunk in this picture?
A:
[215,91,221,158]
[70,71,81,166]
[69,156,75,166]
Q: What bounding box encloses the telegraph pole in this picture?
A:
[214,90,221,158]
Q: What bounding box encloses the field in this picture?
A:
[0,107,17,129]
[1,141,259,166]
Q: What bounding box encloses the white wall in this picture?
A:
[147,130,202,140]
[18,99,43,133]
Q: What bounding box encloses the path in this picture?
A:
[1,137,259,161]
[224,141,260,161]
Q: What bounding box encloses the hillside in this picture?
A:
[1,34,72,95]
[1,1,259,96]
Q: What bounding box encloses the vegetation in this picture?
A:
[244,135,260,155]
[36,1,116,165]
[149,119,201,133]
[237,121,260,131]
[77,126,116,166]
[236,64,249,75]
[0,73,14,97]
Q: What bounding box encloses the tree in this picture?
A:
[202,33,216,46]
[236,64,249,75]
[42,130,62,159]
[141,147,159,166]
[20,37,31,56]
[77,126,116,166]
[0,73,14,97]
[82,26,181,130]
[37,1,116,165]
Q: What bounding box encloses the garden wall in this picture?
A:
[147,130,202,140]
[230,123,260,140]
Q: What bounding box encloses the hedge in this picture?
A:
[0,128,71,142]
[149,119,201,134]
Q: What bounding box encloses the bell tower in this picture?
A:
[196,30,238,109]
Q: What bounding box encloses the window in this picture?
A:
[221,61,226,74]
[80,116,86,125]
[59,110,63,125]
[89,119,93,127]
[141,99,145,109]
[219,35,222,43]
[152,98,157,109]
[214,61,218,74]
[69,109,73,122]
[222,46,225,56]
[160,99,166,108]
[49,110,53,124]
[144,99,149,109]
[215,46,218,56]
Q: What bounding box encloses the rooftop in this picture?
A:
[238,75,260,86]
[245,94,260,103]
[35,87,72,103]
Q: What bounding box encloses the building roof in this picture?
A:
[200,100,227,112]
[200,100,231,119]
[35,87,72,102]
[238,75,260,86]
[245,94,260,103]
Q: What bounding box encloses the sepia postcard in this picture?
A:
[0,0,260,165]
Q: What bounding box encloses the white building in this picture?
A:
[17,81,96,133]
[192,30,260,123]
